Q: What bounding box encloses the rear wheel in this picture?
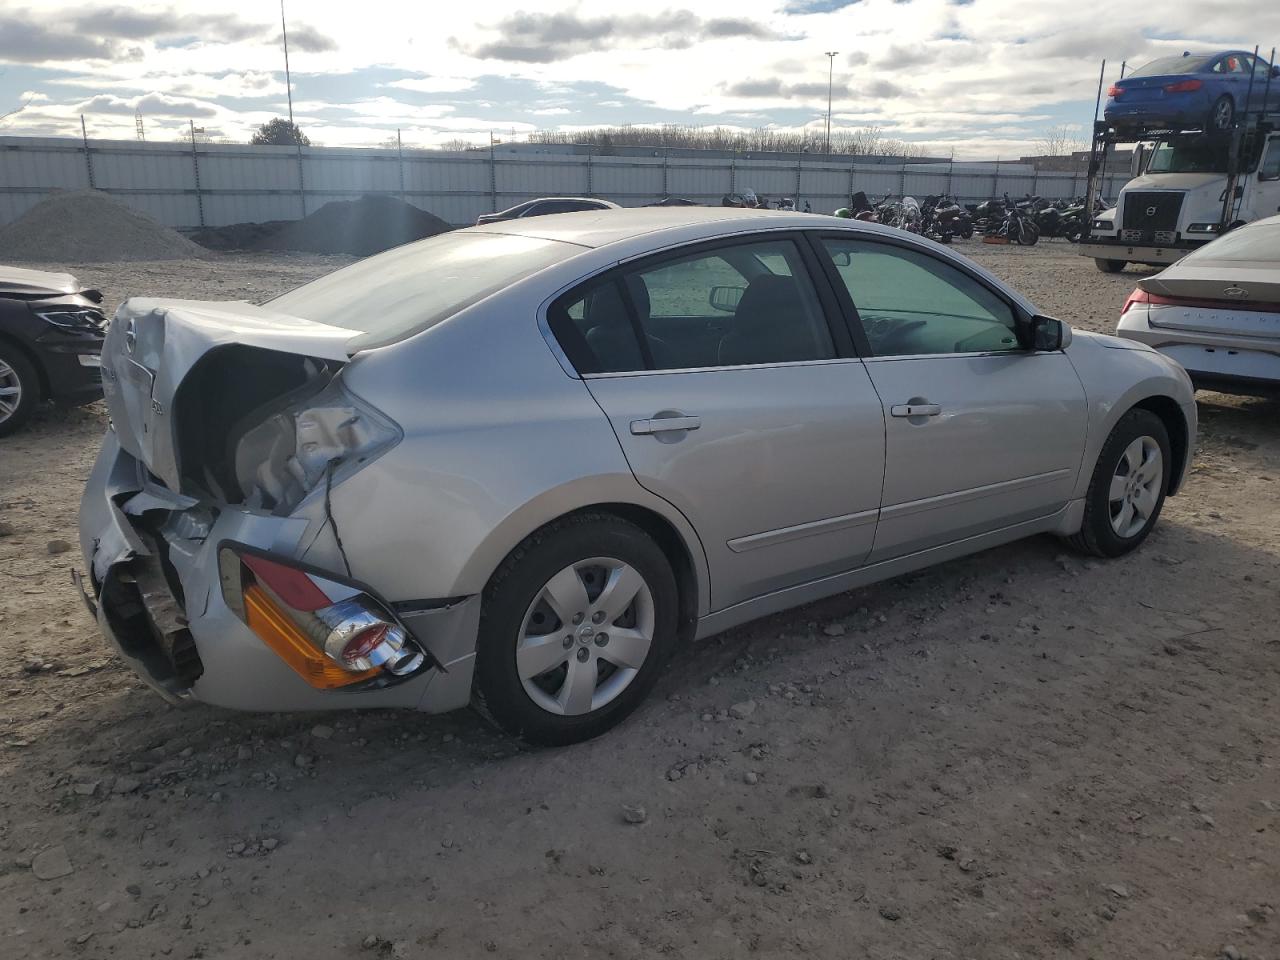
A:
[1209,95,1235,131]
[1017,221,1040,246]
[1065,409,1171,558]
[472,514,679,745]
[0,346,37,438]
[1095,258,1126,273]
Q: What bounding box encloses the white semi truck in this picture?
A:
[1080,111,1280,271]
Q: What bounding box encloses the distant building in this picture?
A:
[1019,149,1133,172]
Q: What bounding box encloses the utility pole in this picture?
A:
[280,0,295,126]
[824,51,838,155]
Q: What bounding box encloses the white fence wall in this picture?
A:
[0,136,1129,230]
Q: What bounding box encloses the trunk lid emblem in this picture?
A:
[1223,286,1249,298]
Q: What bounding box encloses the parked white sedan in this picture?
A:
[1118,213,1280,394]
[78,208,1196,745]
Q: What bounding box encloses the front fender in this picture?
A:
[1065,331,1197,498]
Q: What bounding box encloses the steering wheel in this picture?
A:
[875,319,929,354]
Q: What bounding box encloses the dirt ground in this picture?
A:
[2,242,1278,960]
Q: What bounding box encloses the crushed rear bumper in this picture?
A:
[76,432,479,713]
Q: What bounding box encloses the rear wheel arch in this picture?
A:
[1131,395,1189,494]
[481,502,703,644]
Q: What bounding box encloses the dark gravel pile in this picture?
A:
[193,195,451,256]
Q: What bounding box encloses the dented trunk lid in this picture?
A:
[101,298,362,492]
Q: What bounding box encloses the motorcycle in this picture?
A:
[980,193,1039,245]
[921,195,973,242]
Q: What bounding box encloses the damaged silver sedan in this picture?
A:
[79,209,1197,744]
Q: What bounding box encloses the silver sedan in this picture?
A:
[78,208,1197,744]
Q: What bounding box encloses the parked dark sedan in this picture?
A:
[476,197,619,225]
[0,265,106,436]
[1105,50,1280,133]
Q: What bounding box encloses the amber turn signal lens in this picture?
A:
[242,584,379,689]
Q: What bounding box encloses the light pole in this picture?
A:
[824,51,838,155]
[280,0,295,126]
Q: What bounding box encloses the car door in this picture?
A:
[546,235,886,610]
[813,234,1088,561]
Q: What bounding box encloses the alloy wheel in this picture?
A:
[516,557,655,716]
[0,358,23,425]
[1108,436,1163,538]
[1213,98,1234,129]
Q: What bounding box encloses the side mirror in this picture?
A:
[708,285,745,312]
[1030,315,1071,351]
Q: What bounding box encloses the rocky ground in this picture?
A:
[1,242,1278,960]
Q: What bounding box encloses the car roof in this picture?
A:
[470,206,846,249]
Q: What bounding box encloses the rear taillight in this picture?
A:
[221,547,428,689]
[1164,79,1203,93]
[1121,287,1152,314]
[1107,84,1122,97]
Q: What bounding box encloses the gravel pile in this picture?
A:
[252,194,451,256]
[0,189,208,262]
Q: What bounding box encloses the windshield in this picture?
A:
[1145,140,1230,174]
[1130,55,1211,77]
[268,232,581,349]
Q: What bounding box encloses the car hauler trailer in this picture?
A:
[1081,56,1280,272]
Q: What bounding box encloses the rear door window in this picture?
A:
[547,238,836,373]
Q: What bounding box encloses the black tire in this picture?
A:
[1065,409,1172,558]
[1095,258,1126,273]
[1063,223,1083,243]
[1209,95,1234,131]
[0,343,38,438]
[1019,222,1040,246]
[472,513,679,746]
[958,221,974,240]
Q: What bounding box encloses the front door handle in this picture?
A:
[631,415,701,435]
[890,403,942,418]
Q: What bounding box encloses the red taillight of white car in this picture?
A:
[219,546,427,689]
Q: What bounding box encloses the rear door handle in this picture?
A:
[890,403,942,418]
[631,415,701,435]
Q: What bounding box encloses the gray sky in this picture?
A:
[1,1,1276,158]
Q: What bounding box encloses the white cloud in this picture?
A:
[383,77,477,94]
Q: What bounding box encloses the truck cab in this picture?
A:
[1081,115,1280,272]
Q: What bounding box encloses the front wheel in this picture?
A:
[1017,221,1040,246]
[1065,409,1171,558]
[472,514,679,745]
[1095,258,1126,273]
[0,346,38,438]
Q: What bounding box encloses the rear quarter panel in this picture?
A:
[305,281,711,614]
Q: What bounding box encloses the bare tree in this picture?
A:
[437,137,480,152]
[1035,123,1084,157]
[525,123,927,158]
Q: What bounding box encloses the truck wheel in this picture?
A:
[1209,95,1234,131]
[1095,258,1126,274]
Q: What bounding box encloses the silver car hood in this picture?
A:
[0,264,81,297]
[101,297,361,491]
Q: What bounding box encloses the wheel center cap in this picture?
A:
[577,624,594,644]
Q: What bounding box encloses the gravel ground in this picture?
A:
[1,241,1278,960]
